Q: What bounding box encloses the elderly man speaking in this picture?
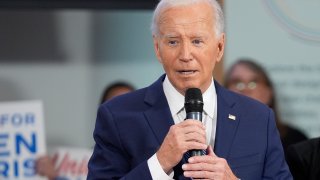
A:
[87,0,292,179]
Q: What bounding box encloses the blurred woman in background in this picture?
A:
[224,59,308,157]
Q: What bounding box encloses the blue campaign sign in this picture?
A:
[0,101,46,180]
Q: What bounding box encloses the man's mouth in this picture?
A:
[178,70,197,75]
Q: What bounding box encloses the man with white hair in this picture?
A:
[87,0,292,179]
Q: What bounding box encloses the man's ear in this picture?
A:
[216,33,225,63]
[153,35,163,63]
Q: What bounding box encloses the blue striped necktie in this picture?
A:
[184,149,207,160]
[173,150,207,180]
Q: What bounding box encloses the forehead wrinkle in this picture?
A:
[159,19,213,38]
[159,16,211,28]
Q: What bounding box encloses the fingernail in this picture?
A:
[188,158,194,163]
[182,164,187,169]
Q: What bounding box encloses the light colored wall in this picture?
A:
[225,0,320,137]
[0,10,163,149]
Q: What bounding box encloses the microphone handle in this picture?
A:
[186,112,204,156]
[186,112,202,121]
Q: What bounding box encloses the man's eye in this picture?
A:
[192,39,203,45]
[168,40,178,46]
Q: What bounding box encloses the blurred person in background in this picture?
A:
[35,81,135,180]
[286,137,320,180]
[224,59,308,157]
[99,82,135,104]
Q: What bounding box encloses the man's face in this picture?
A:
[153,2,225,95]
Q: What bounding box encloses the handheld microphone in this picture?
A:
[184,88,204,156]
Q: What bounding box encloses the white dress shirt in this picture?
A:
[147,76,217,179]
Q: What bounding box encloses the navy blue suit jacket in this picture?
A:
[87,75,292,179]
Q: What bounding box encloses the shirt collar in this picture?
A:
[163,75,216,119]
[163,76,185,116]
[203,80,216,119]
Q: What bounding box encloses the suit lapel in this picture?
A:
[143,75,174,145]
[144,105,173,144]
[143,78,241,158]
[143,75,190,180]
[214,82,240,159]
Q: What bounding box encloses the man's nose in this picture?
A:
[179,42,193,62]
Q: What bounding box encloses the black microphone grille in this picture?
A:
[185,88,203,113]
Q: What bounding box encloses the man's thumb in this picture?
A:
[207,145,217,157]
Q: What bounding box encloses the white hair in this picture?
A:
[151,0,224,37]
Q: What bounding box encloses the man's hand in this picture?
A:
[156,120,207,173]
[182,146,238,180]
